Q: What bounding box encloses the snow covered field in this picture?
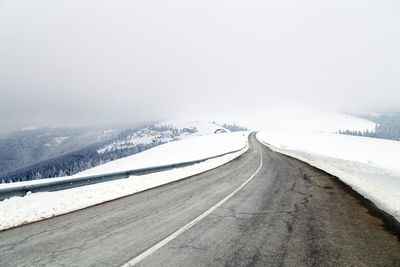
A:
[257,129,400,222]
[0,131,249,230]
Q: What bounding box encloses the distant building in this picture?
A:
[214,129,228,134]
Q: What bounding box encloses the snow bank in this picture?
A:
[75,132,243,178]
[257,131,400,222]
[0,132,249,230]
[0,131,246,189]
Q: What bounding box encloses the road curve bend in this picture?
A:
[0,133,399,266]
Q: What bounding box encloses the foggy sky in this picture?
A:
[1,0,399,133]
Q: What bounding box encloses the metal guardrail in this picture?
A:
[0,143,248,201]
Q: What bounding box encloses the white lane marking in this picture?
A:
[121,148,263,266]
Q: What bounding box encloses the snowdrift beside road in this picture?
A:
[0,132,249,231]
[74,131,243,178]
[257,131,400,222]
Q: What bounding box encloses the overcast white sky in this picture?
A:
[0,0,399,133]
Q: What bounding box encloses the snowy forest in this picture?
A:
[0,125,197,183]
[339,114,400,141]
[222,123,248,132]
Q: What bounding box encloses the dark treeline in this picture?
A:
[0,124,192,183]
[222,123,248,132]
[0,125,121,175]
[339,114,400,141]
[0,142,158,183]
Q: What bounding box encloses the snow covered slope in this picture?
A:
[0,131,248,230]
[96,119,228,154]
[75,131,244,178]
[213,108,375,133]
[159,119,227,136]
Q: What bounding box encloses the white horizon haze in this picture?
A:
[1,0,399,133]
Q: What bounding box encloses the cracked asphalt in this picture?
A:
[1,134,399,266]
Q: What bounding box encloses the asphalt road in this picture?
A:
[1,134,399,266]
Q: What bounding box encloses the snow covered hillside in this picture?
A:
[256,111,400,222]
[0,131,249,230]
[75,131,245,178]
[212,107,375,133]
[95,120,228,154]
[1,120,229,183]
[159,119,227,136]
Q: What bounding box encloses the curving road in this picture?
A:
[0,133,399,266]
